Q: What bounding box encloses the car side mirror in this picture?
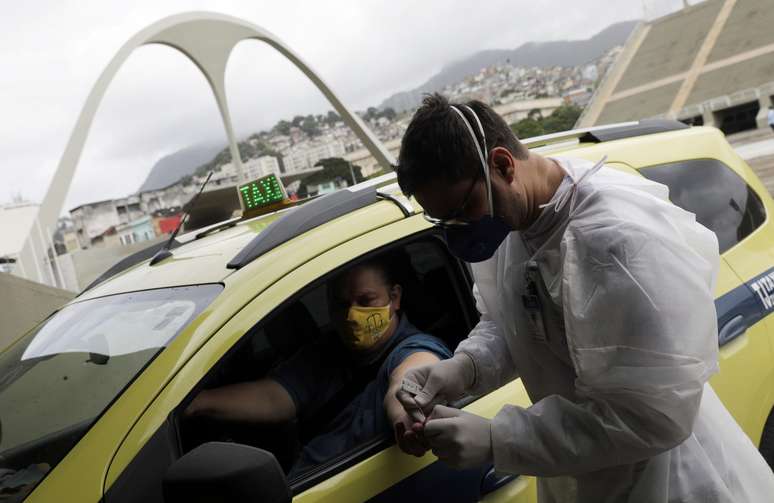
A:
[163,442,291,503]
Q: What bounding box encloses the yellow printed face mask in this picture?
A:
[340,302,392,351]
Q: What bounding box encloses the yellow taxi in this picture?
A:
[1,120,773,503]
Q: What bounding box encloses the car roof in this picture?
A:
[530,123,731,171]
[74,213,282,301]
[73,179,410,303]
[75,120,733,304]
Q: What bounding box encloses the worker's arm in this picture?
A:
[454,280,518,396]
[491,220,719,477]
[185,378,296,424]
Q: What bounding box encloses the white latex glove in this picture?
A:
[423,404,493,469]
[396,353,475,414]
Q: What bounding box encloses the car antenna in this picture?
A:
[149,171,213,266]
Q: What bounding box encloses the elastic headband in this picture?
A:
[449,104,493,215]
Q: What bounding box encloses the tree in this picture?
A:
[301,116,321,137]
[527,108,543,121]
[541,104,582,134]
[326,110,341,125]
[382,107,396,121]
[273,120,291,136]
[298,157,364,196]
[510,104,584,139]
[314,157,364,182]
[511,117,544,139]
[364,107,379,121]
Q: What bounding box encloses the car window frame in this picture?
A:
[283,230,479,493]
[637,157,768,255]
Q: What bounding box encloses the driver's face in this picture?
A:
[330,266,393,320]
[329,265,402,353]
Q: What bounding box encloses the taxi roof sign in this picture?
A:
[237,173,288,217]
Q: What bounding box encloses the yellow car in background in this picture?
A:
[1,120,773,503]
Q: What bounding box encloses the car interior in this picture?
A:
[177,234,479,486]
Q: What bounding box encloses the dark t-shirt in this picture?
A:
[270,315,451,477]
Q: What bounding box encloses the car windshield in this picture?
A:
[0,284,222,501]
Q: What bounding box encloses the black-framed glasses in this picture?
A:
[423,170,482,228]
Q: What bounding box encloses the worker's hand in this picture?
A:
[423,405,493,469]
[396,354,475,415]
[394,413,429,457]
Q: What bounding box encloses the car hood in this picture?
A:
[74,216,280,303]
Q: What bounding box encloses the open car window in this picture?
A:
[177,236,478,492]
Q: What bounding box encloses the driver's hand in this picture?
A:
[394,412,429,457]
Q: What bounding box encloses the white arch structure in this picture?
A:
[18,11,396,286]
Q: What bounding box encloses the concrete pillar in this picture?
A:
[17,13,396,285]
[755,92,772,130]
[702,106,717,128]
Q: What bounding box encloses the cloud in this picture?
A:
[0,0,659,212]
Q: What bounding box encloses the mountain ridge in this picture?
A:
[137,143,223,193]
[136,20,638,194]
[379,20,638,112]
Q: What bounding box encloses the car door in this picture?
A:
[712,159,774,445]
[638,157,774,445]
[285,215,537,503]
[103,213,538,503]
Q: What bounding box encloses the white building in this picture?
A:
[268,134,292,153]
[0,202,39,276]
[0,202,77,290]
[309,140,345,165]
[495,97,563,125]
[582,64,599,83]
[114,195,144,225]
[282,146,313,174]
[307,178,349,196]
[282,140,346,175]
[70,180,198,249]
[116,215,156,246]
[202,162,240,189]
[70,199,124,249]
[244,155,281,180]
[139,183,196,215]
[344,137,401,178]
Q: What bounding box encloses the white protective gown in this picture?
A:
[456,156,774,502]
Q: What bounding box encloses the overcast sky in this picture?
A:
[0,0,693,213]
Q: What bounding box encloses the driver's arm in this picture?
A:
[384,351,441,425]
[185,378,296,424]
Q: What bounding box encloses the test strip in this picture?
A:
[401,379,423,396]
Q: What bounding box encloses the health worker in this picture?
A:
[394,93,774,502]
